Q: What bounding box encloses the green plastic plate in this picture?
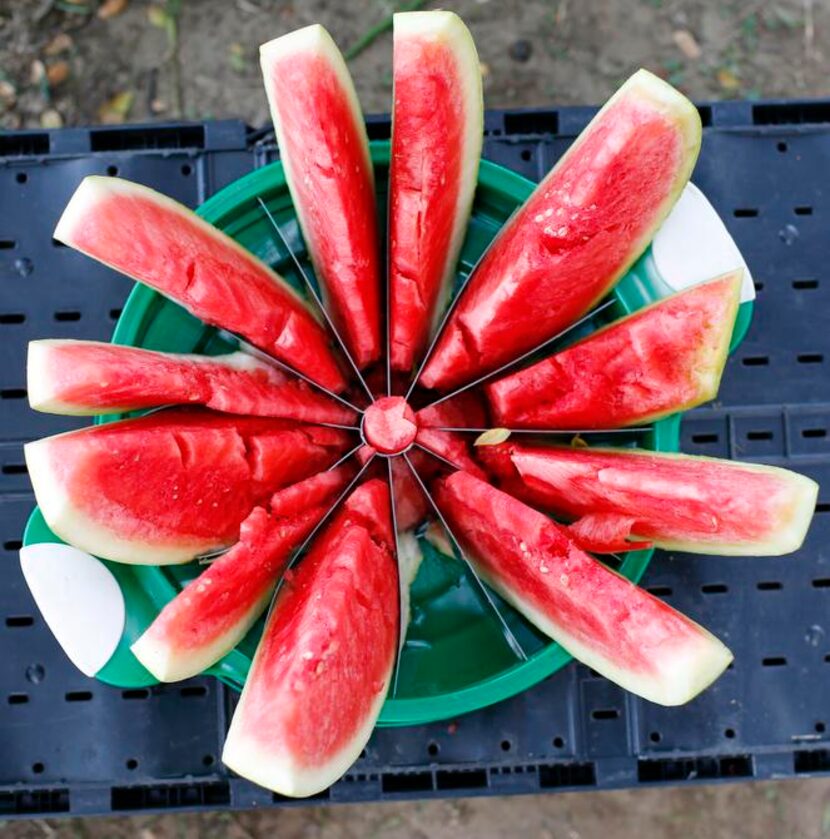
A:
[23,141,750,726]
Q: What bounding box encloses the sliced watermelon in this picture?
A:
[25,410,349,565]
[389,11,482,372]
[54,176,346,392]
[260,25,381,368]
[480,442,818,556]
[223,479,398,797]
[420,70,702,390]
[487,272,741,429]
[27,339,356,425]
[435,471,732,705]
[132,468,351,681]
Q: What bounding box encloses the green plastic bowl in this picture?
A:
[24,140,747,727]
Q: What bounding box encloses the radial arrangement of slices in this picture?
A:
[24,12,818,798]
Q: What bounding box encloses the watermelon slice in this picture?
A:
[223,479,399,797]
[260,25,381,368]
[419,69,702,390]
[389,11,482,372]
[25,410,350,565]
[435,471,733,705]
[53,176,346,392]
[487,272,741,429]
[132,468,351,681]
[27,339,356,426]
[480,442,818,556]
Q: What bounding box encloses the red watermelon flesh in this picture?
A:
[487,272,741,429]
[24,410,350,565]
[223,479,398,797]
[27,339,356,426]
[53,176,347,392]
[391,394,489,530]
[419,70,702,390]
[389,11,482,372]
[480,442,818,556]
[132,467,351,682]
[415,391,488,477]
[435,471,732,705]
[260,26,381,368]
[269,466,355,518]
[567,514,652,555]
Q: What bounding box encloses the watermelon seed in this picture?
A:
[31,762,44,774]
[125,758,138,770]
[202,754,215,766]
[649,731,661,743]
[106,165,118,176]
[724,728,736,739]
[552,737,564,749]
[15,172,27,184]
[427,742,439,757]
[500,739,512,752]
[816,722,826,734]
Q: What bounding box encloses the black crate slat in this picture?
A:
[1,105,829,816]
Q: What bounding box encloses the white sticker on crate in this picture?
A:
[20,543,125,677]
[652,183,756,304]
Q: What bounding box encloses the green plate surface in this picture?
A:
[24,141,746,726]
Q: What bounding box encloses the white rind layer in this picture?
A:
[392,11,483,334]
[132,589,273,682]
[27,339,71,414]
[24,435,214,565]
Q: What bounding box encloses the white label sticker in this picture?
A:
[20,543,125,677]
[651,183,755,303]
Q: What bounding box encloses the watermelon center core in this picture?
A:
[362,397,418,455]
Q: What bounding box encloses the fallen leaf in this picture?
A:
[44,32,73,55]
[717,67,740,91]
[40,108,64,128]
[98,0,128,19]
[46,60,70,87]
[673,29,701,60]
[228,42,246,73]
[98,90,134,123]
[0,80,16,105]
[474,428,511,446]
[30,59,46,84]
[147,4,169,28]
[98,0,128,20]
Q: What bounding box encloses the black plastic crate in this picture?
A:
[1,103,829,817]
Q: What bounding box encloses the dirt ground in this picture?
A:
[2,0,830,836]
[0,0,829,129]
